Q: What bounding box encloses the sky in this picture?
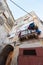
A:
[7,0,43,20]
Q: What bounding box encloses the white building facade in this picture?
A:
[0,0,15,50]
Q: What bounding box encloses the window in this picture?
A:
[23,49,36,55]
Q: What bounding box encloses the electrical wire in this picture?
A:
[10,0,32,17]
[10,0,43,25]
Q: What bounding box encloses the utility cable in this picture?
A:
[10,0,43,25]
[10,0,32,17]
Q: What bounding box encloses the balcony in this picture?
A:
[18,29,38,41]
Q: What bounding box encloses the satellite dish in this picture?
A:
[0,16,4,25]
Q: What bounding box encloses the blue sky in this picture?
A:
[7,0,43,20]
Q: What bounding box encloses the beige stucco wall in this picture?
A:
[9,11,43,43]
[0,0,15,32]
[0,0,15,48]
